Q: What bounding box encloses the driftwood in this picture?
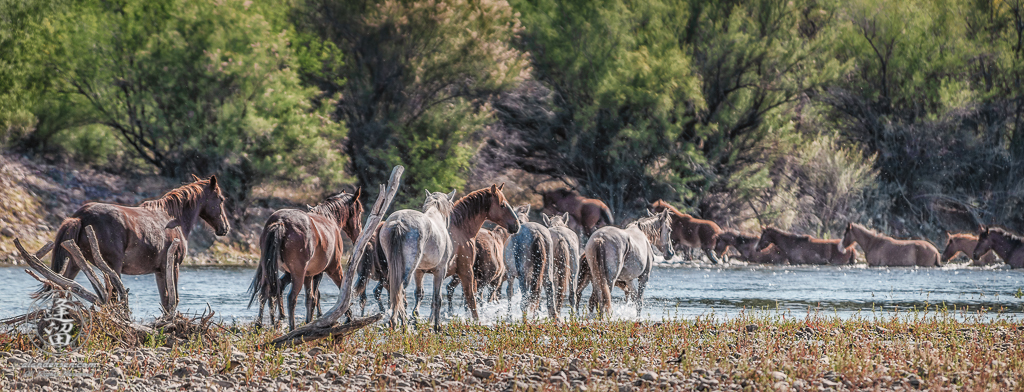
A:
[267,165,404,348]
[13,233,154,336]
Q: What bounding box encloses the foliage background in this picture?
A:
[4,0,1024,242]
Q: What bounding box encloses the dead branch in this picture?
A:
[84,226,128,303]
[16,239,101,304]
[268,165,404,348]
[62,240,109,304]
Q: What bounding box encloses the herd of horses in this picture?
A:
[36,176,1024,332]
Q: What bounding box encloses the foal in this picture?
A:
[941,233,998,266]
[649,200,721,263]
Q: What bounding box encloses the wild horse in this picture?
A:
[541,189,614,238]
[840,223,941,267]
[756,226,855,265]
[48,175,230,312]
[716,229,787,264]
[650,200,721,264]
[942,232,998,266]
[586,209,674,318]
[248,189,363,331]
[973,227,1024,268]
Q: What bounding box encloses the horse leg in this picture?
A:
[311,273,324,317]
[286,273,301,331]
[543,261,560,322]
[636,274,650,318]
[457,246,480,320]
[303,275,315,324]
[412,269,426,320]
[431,261,451,332]
[704,248,721,264]
[445,276,460,314]
[354,273,368,317]
[277,273,291,321]
[373,282,387,313]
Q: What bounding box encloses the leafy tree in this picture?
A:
[291,0,529,206]
[23,0,346,211]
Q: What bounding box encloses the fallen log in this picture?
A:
[267,165,404,348]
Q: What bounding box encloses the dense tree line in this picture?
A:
[2,0,1023,239]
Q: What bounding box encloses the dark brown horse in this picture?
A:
[942,232,998,266]
[248,189,363,330]
[756,226,856,265]
[974,227,1024,268]
[48,175,230,311]
[354,222,388,316]
[716,229,787,264]
[650,200,721,263]
[841,223,940,267]
[445,225,509,311]
[541,189,614,237]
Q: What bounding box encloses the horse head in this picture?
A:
[839,223,856,253]
[196,175,230,236]
[755,227,775,252]
[541,212,570,228]
[512,204,531,224]
[485,183,520,235]
[341,188,364,240]
[973,226,992,260]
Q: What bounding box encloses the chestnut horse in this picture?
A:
[542,212,580,309]
[649,200,721,263]
[354,222,388,316]
[541,189,614,237]
[248,189,363,331]
[445,225,510,311]
[942,233,998,266]
[756,227,855,265]
[586,209,674,318]
[974,227,1024,268]
[443,184,521,322]
[48,175,230,312]
[840,223,941,267]
[716,229,787,264]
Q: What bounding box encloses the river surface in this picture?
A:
[2,262,1022,324]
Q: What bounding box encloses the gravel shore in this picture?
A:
[2,317,1021,391]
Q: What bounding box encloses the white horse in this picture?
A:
[381,190,456,330]
[503,205,559,320]
[585,209,674,318]
[542,212,580,310]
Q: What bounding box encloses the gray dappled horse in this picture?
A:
[503,205,559,320]
[586,209,674,318]
[381,190,457,331]
[542,212,580,310]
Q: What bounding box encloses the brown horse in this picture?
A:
[445,225,510,311]
[756,227,856,265]
[840,223,941,267]
[248,189,363,331]
[974,227,1024,268]
[541,189,614,237]
[444,184,521,321]
[941,233,998,266]
[715,229,787,264]
[48,175,230,312]
[354,222,388,316]
[649,200,721,263]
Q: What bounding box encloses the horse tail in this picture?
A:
[600,205,615,226]
[530,239,546,301]
[248,222,284,309]
[39,218,83,295]
[589,239,613,317]
[385,222,417,326]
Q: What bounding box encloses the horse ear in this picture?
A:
[523,204,531,216]
[541,213,550,226]
[425,189,431,199]
[646,208,655,217]
[208,175,217,189]
[490,184,497,193]
[562,212,569,224]
[191,174,201,182]
[448,189,457,201]
[498,183,505,191]
[355,187,361,199]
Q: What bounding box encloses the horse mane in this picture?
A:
[850,222,886,238]
[310,192,360,221]
[423,192,455,217]
[450,188,502,231]
[651,199,685,216]
[141,179,211,218]
[947,232,978,241]
[988,227,1024,242]
[630,214,667,239]
[765,226,813,240]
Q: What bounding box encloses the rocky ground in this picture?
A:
[1,317,1021,391]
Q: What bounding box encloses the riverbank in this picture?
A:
[1,315,1021,391]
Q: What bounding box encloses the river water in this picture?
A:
[2,262,1022,324]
